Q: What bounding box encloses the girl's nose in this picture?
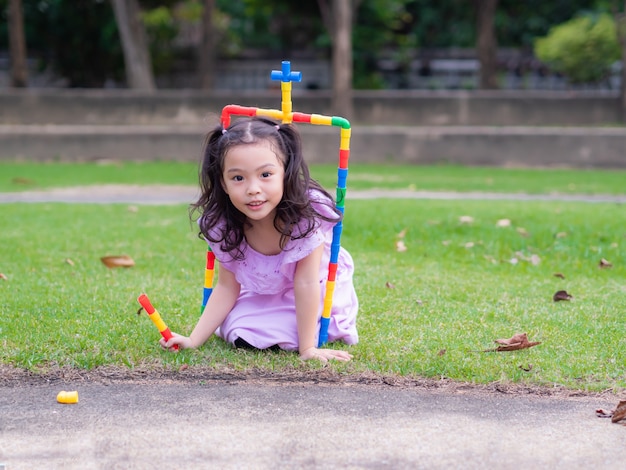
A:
[247,181,261,195]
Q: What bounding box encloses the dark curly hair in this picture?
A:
[190,116,342,260]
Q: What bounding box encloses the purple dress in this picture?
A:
[206,191,359,351]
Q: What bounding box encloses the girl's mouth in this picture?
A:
[247,200,265,210]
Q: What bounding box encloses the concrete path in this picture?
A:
[1,379,625,470]
[2,184,626,204]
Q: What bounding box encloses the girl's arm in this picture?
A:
[160,265,241,351]
[294,243,353,362]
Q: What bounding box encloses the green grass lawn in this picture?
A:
[2,161,626,195]
[1,197,624,391]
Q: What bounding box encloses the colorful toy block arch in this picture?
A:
[202,61,351,347]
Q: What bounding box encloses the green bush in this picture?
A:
[142,7,179,76]
[534,13,620,84]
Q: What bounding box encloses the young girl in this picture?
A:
[161,117,358,362]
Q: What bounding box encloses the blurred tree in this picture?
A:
[497,0,597,47]
[404,0,474,47]
[231,0,415,91]
[534,13,620,84]
[7,0,28,87]
[351,0,415,89]
[2,0,621,91]
[23,0,124,88]
[332,0,353,118]
[318,0,355,118]
[110,0,155,90]
[614,1,626,120]
[142,5,177,76]
[170,0,243,89]
[228,0,354,113]
[227,0,323,55]
[198,0,216,89]
[474,0,499,88]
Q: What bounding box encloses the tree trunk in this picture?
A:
[475,0,499,89]
[7,0,28,87]
[331,0,354,120]
[110,0,155,90]
[198,0,216,90]
[616,1,626,122]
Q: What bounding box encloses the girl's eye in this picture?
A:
[261,172,271,178]
[233,175,243,182]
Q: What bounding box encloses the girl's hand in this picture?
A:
[299,346,353,363]
[159,332,193,352]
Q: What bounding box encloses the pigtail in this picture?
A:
[191,125,242,245]
[191,126,223,216]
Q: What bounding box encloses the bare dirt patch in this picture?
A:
[0,363,615,401]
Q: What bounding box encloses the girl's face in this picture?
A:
[221,140,285,224]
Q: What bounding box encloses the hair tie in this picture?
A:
[275,125,280,131]
[222,129,227,135]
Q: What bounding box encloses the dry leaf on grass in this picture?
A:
[553,290,572,302]
[395,240,408,252]
[65,258,75,266]
[100,255,135,268]
[0,273,8,281]
[495,332,529,345]
[385,281,395,289]
[496,218,511,227]
[483,332,541,352]
[11,177,35,185]
[459,215,474,224]
[553,272,565,279]
[395,229,408,252]
[599,258,613,269]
